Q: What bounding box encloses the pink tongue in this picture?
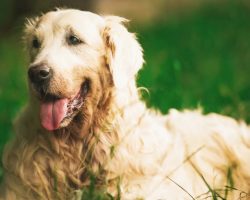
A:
[40,98,69,131]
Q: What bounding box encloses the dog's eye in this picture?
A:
[67,35,82,46]
[32,38,40,49]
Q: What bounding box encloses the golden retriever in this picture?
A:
[1,9,250,200]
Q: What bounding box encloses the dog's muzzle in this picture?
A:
[27,63,89,131]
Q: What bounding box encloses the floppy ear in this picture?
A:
[103,16,144,89]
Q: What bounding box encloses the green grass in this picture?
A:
[137,2,250,121]
[0,33,28,153]
[0,2,250,197]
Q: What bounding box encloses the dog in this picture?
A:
[1,9,250,200]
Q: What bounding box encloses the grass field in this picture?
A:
[137,2,250,120]
[0,2,250,193]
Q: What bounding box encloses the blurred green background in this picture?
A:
[0,0,250,179]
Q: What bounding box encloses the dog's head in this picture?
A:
[24,9,143,133]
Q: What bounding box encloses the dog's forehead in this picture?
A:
[37,10,105,34]
[34,10,105,46]
[59,10,103,27]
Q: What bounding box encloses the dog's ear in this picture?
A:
[103,16,144,89]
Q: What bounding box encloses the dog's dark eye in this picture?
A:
[32,38,40,49]
[67,35,82,46]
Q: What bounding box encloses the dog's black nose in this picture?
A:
[28,64,51,84]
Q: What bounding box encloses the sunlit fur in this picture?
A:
[1,9,250,200]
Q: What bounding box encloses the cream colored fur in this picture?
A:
[1,9,250,200]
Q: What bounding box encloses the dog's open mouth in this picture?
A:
[40,81,89,131]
